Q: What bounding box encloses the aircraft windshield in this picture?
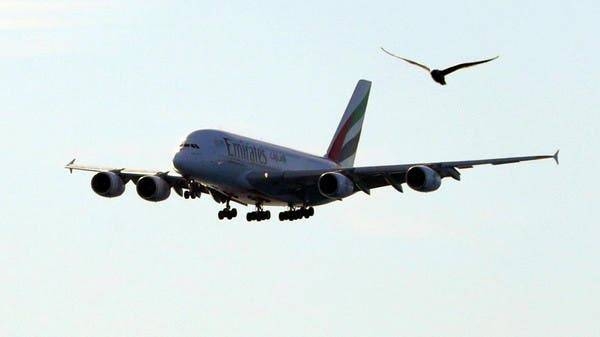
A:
[179,143,200,149]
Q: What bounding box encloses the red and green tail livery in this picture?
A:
[326,79,371,167]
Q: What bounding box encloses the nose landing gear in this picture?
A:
[183,190,201,199]
[183,181,203,199]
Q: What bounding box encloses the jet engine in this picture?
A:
[405,165,441,192]
[317,172,354,199]
[136,176,171,202]
[91,172,125,197]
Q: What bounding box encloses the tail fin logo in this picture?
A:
[326,80,371,167]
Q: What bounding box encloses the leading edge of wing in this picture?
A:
[437,150,559,169]
[348,151,559,181]
[353,151,558,173]
[254,150,559,186]
[64,158,179,177]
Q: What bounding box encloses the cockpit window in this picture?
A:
[180,143,200,149]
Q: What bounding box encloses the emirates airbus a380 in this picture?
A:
[65,80,558,221]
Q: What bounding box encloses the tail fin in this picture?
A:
[326,79,371,167]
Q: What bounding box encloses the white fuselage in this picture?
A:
[172,129,340,206]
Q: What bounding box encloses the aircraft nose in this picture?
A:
[172,152,185,171]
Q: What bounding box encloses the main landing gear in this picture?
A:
[217,202,314,222]
[246,204,271,222]
[217,200,237,220]
[279,206,314,221]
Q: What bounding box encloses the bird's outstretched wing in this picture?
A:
[441,56,498,75]
[380,47,431,72]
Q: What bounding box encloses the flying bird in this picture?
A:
[380,47,498,85]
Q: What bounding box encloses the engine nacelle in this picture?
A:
[136,176,171,202]
[91,172,125,197]
[406,165,442,192]
[317,172,354,199]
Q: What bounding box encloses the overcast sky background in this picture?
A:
[1,1,598,336]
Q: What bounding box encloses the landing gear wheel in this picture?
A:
[246,203,271,222]
[278,206,314,221]
[301,208,309,218]
[247,207,270,222]
[218,202,237,220]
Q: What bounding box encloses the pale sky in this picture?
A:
[1,1,599,336]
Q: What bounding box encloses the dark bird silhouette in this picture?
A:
[380,47,498,85]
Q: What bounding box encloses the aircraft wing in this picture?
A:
[346,150,559,193]
[64,159,194,195]
[250,151,559,194]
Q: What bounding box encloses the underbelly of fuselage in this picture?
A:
[188,159,334,207]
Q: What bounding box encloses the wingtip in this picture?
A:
[486,55,500,62]
[65,158,76,173]
[380,46,392,55]
[553,149,560,165]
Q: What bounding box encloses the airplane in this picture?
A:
[65,79,559,222]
